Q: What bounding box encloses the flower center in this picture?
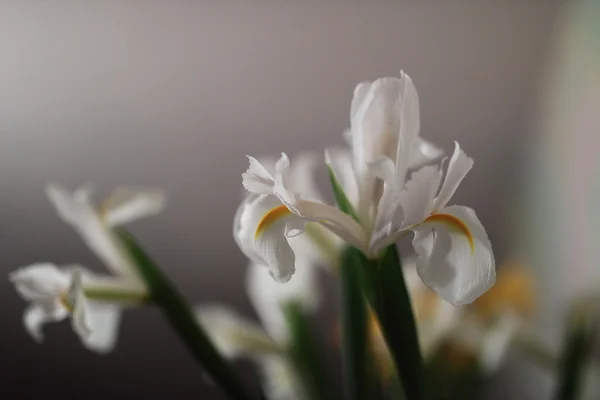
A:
[424,213,475,253]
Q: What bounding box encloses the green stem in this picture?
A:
[283,301,333,400]
[359,245,424,400]
[340,246,371,400]
[83,288,149,304]
[117,229,257,400]
[555,312,597,400]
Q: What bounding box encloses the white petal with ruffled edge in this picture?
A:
[432,142,473,211]
[412,205,495,306]
[243,156,277,194]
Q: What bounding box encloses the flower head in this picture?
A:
[10,263,146,353]
[10,183,161,353]
[234,71,495,306]
[235,153,361,282]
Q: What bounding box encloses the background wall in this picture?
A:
[0,2,561,398]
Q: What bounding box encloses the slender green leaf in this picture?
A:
[555,312,598,400]
[283,301,333,400]
[327,165,360,223]
[340,246,371,400]
[358,245,424,400]
[116,229,256,400]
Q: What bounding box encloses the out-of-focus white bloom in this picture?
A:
[46,183,165,279]
[451,263,537,373]
[9,263,147,353]
[235,71,494,306]
[10,183,163,353]
[196,261,319,400]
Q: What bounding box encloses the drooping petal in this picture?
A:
[255,208,297,283]
[412,205,495,306]
[243,156,276,194]
[246,262,319,342]
[398,165,443,226]
[101,188,166,227]
[23,304,68,342]
[195,305,282,359]
[432,142,474,211]
[81,302,122,354]
[46,184,138,278]
[408,137,444,170]
[235,194,303,283]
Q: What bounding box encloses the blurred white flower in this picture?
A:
[235,71,494,306]
[9,263,147,354]
[451,263,537,373]
[196,260,319,400]
[46,183,165,279]
[10,183,163,353]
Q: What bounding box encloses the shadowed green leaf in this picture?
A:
[340,246,371,400]
[555,308,598,400]
[355,245,424,400]
[117,229,256,400]
[283,301,333,400]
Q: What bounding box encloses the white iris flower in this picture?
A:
[235,71,495,306]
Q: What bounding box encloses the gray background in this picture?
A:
[0,1,561,398]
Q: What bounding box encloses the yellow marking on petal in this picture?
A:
[255,205,292,239]
[425,213,475,253]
